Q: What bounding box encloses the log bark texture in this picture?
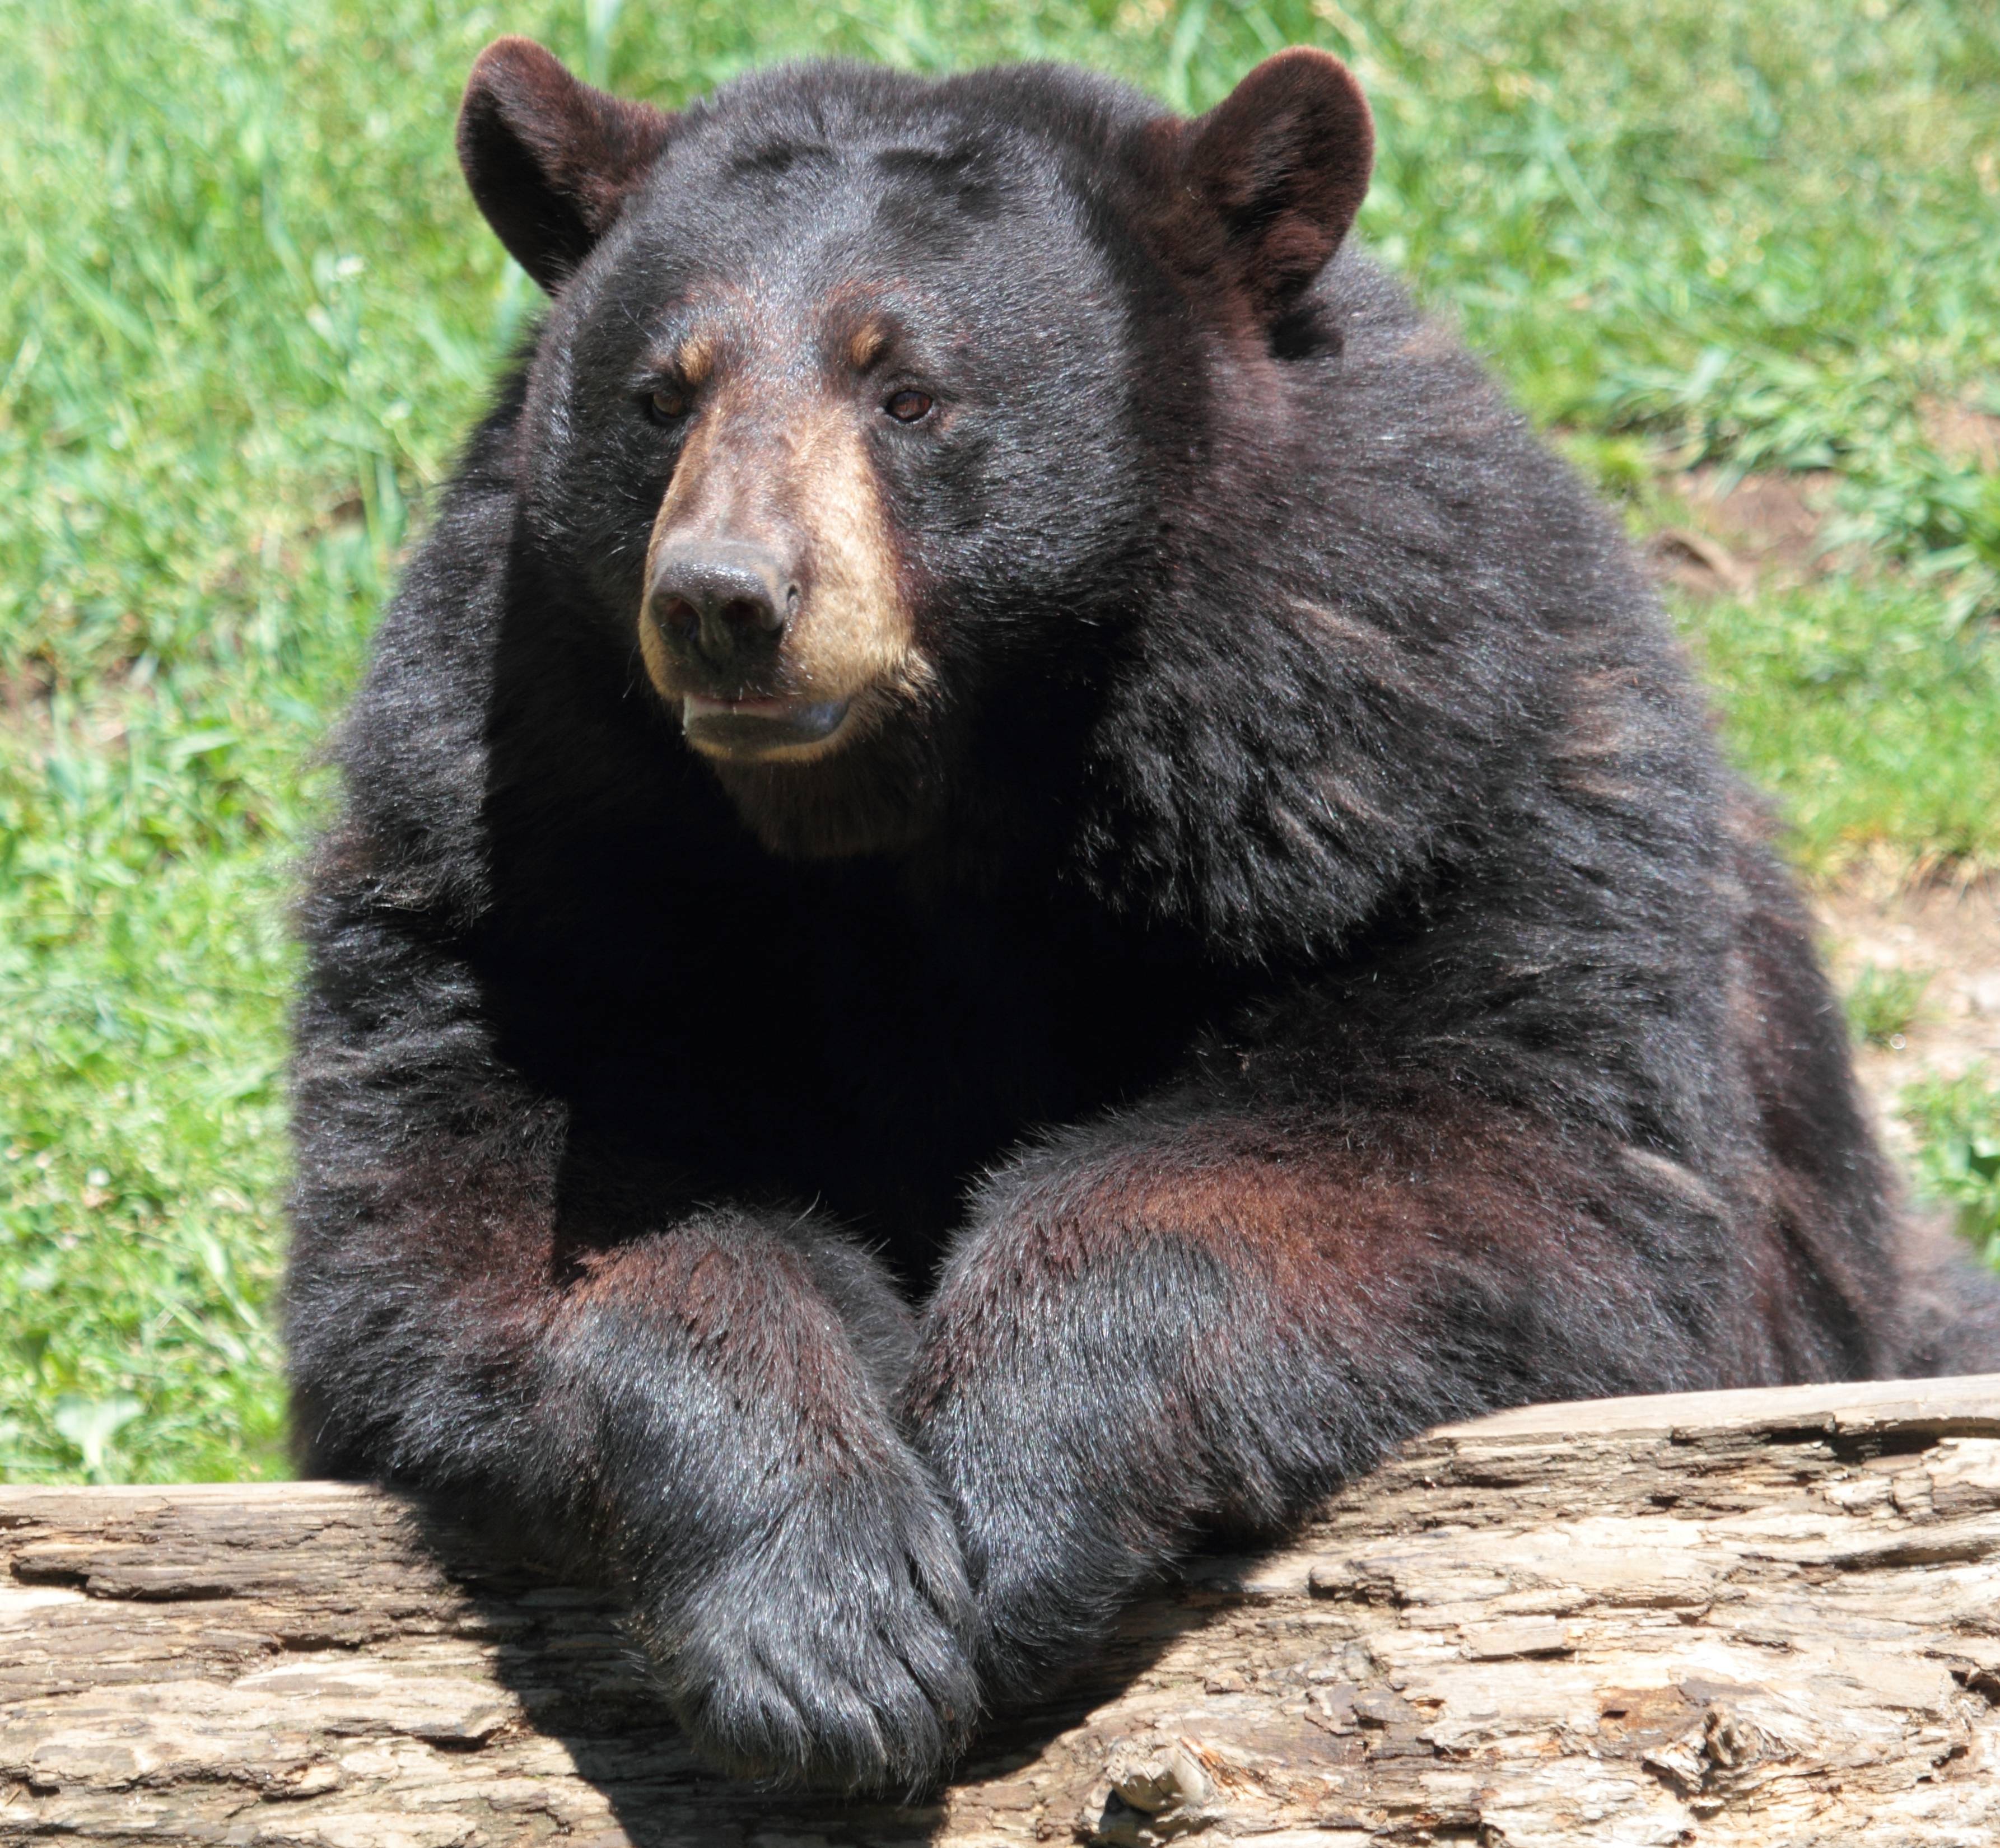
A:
[6,1375,2000,1847]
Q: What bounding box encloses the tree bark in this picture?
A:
[5,1374,2000,1847]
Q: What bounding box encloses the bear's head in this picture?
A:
[460,40,1372,860]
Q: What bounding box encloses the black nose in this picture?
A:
[649,543,798,672]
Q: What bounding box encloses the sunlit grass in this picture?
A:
[1677,577,2000,879]
[1903,1071,2000,1266]
[1843,966,1933,1053]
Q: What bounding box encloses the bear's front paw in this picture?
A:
[940,1471,1174,1709]
[968,1537,1137,1709]
[642,1461,978,1793]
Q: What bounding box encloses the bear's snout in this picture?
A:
[649,540,798,677]
[644,535,863,762]
[631,379,931,804]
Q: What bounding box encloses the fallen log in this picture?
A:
[4,1374,2000,1847]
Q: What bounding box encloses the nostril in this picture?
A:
[721,598,776,635]
[649,544,796,659]
[659,596,702,642]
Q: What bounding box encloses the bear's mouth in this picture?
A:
[679,693,854,761]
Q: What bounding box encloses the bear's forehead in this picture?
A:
[602,108,1115,311]
[678,129,1015,225]
[679,59,1156,153]
[658,121,1022,232]
[555,64,1149,364]
[647,60,1157,217]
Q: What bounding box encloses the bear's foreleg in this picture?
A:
[288,1133,975,1790]
[903,1096,1736,1702]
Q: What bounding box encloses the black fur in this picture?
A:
[287,48,2000,1794]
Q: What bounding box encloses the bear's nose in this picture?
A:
[648,543,799,673]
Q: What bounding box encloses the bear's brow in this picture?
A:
[729,140,833,178]
[873,145,987,185]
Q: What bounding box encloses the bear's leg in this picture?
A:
[290,1160,975,1790]
[903,1096,1783,1702]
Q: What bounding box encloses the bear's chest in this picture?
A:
[487,866,1215,1271]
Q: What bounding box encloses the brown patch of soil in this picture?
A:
[1649,468,1844,598]
[2,663,52,722]
[1815,875,2000,1160]
[1919,398,2000,473]
[1647,526,1754,596]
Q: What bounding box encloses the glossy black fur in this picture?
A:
[287,52,2000,1794]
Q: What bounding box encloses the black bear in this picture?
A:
[286,36,1998,1793]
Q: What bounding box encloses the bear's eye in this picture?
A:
[645,386,689,424]
[884,389,934,424]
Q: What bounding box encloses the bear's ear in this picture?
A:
[1176,48,1373,326]
[458,37,676,293]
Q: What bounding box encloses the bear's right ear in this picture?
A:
[1170,48,1374,328]
[458,38,676,293]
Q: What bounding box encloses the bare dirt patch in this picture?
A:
[1919,396,2000,472]
[1648,468,1844,598]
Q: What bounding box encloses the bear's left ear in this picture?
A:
[1173,48,1374,326]
[458,37,677,293]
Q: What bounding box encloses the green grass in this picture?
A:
[1904,1072,2000,1266]
[1844,965,1932,1052]
[1681,577,2000,878]
[4,0,1999,1482]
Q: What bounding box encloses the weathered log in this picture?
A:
[5,1375,2000,1846]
